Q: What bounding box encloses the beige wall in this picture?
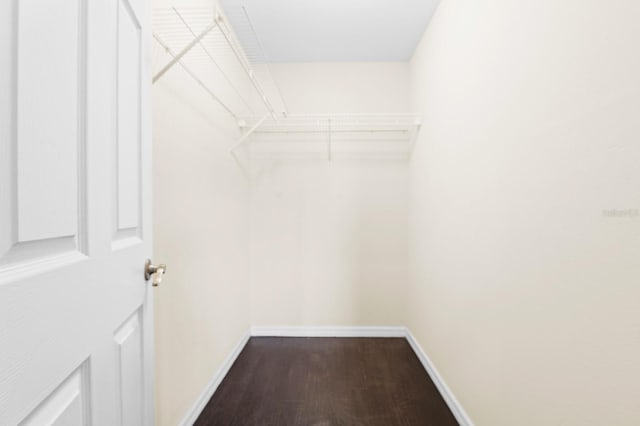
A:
[250,161,409,326]
[249,62,411,327]
[152,36,252,426]
[266,62,411,114]
[150,16,414,423]
[408,1,640,425]
[153,1,640,424]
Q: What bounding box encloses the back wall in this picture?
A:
[249,62,412,327]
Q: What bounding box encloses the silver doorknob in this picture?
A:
[145,259,166,287]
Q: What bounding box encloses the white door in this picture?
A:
[0,0,154,424]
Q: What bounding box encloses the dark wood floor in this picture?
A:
[195,337,458,426]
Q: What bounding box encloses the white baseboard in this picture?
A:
[405,329,474,426]
[179,326,472,426]
[178,330,250,426]
[250,325,407,338]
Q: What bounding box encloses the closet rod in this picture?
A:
[250,138,411,144]
[262,113,420,118]
[152,20,217,83]
[252,129,410,134]
[216,11,276,118]
[153,33,237,118]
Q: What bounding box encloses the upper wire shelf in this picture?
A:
[151,6,285,119]
[152,7,422,163]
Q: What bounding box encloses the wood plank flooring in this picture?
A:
[195,337,458,426]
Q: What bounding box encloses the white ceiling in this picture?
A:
[219,0,440,63]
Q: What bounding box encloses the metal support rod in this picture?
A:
[230,149,250,181]
[241,5,289,116]
[328,118,332,161]
[215,11,276,117]
[408,122,422,152]
[229,114,269,152]
[172,8,255,115]
[152,33,237,118]
[152,20,217,83]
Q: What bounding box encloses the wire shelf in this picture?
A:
[152,7,422,163]
[152,6,280,118]
[237,114,422,160]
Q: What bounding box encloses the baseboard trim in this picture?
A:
[250,325,407,338]
[405,329,474,426]
[178,326,472,426]
[178,330,250,426]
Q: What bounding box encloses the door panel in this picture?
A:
[1,0,87,272]
[20,364,90,426]
[116,0,143,243]
[114,310,144,426]
[16,0,85,244]
[0,0,153,424]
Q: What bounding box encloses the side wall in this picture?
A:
[249,63,411,327]
[152,29,252,426]
[408,1,640,425]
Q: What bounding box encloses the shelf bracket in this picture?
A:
[327,118,332,162]
[153,20,218,84]
[408,121,422,153]
[152,33,237,118]
[229,114,269,153]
